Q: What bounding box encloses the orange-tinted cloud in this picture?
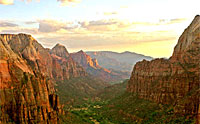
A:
[38,20,78,33]
[0,0,14,5]
[0,0,78,5]
[0,21,18,27]
[78,19,132,32]
[38,20,64,33]
[57,0,81,6]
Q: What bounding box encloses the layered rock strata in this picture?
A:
[127,15,200,122]
[0,33,86,123]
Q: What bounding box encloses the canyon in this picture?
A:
[0,15,199,124]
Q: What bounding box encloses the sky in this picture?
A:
[0,0,199,58]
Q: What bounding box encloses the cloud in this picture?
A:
[0,21,18,27]
[25,21,38,25]
[57,0,81,6]
[104,12,118,15]
[38,20,65,33]
[78,19,130,31]
[0,20,38,34]
[159,18,187,25]
[0,0,14,5]
[2,28,38,34]
[79,20,117,27]
[37,19,132,33]
[38,20,78,33]
[0,0,80,6]
[0,0,41,5]
[169,18,187,24]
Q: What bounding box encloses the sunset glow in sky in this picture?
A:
[0,0,199,57]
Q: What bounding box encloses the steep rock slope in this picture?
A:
[50,44,86,80]
[127,15,200,122]
[0,35,63,123]
[0,34,86,81]
[86,51,152,73]
[71,50,129,82]
[0,34,87,123]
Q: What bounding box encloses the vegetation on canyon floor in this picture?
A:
[56,79,196,124]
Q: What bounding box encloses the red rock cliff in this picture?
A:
[0,35,65,123]
[127,15,200,122]
[50,44,86,80]
[0,33,86,123]
[0,34,86,81]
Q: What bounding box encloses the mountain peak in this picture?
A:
[0,33,35,44]
[55,43,64,47]
[50,43,69,58]
[78,50,85,53]
[191,14,200,26]
[76,50,88,56]
[171,15,200,60]
[71,51,102,69]
[122,51,133,54]
[194,14,200,18]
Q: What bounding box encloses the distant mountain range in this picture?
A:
[71,50,130,83]
[86,51,153,73]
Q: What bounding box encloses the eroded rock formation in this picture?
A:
[71,50,128,82]
[0,34,86,123]
[0,34,86,81]
[127,15,200,122]
[50,44,86,80]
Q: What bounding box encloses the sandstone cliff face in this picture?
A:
[0,35,64,123]
[71,50,100,69]
[0,34,86,81]
[0,72,64,123]
[0,34,86,123]
[50,44,86,80]
[50,43,69,59]
[71,50,127,82]
[127,15,200,122]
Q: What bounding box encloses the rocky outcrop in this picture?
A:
[71,50,128,82]
[71,50,100,69]
[50,44,86,80]
[50,43,69,59]
[0,72,64,123]
[0,33,86,123]
[0,34,86,81]
[127,15,200,122]
[0,35,64,123]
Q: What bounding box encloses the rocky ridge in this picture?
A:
[86,51,153,73]
[50,44,86,80]
[127,15,200,123]
[71,50,128,82]
[0,33,86,123]
[0,34,86,81]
